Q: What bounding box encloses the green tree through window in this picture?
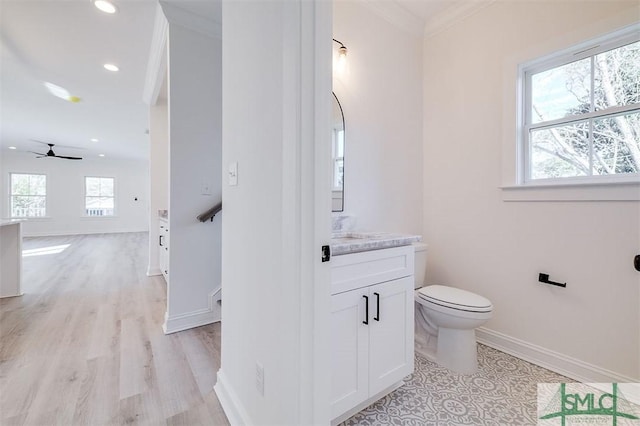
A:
[523,32,639,181]
[10,173,47,217]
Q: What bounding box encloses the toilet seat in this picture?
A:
[417,285,492,313]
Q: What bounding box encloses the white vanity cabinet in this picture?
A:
[330,245,415,424]
[158,218,169,281]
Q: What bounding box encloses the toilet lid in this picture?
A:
[417,285,493,313]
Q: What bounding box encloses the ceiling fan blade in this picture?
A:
[55,155,83,160]
[28,151,47,155]
[53,144,85,150]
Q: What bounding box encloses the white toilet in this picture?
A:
[413,243,493,374]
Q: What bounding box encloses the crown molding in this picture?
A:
[357,0,424,37]
[142,4,168,106]
[159,1,222,40]
[424,0,496,39]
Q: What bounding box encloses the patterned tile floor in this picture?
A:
[342,344,571,426]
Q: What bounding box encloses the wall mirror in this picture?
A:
[332,92,345,212]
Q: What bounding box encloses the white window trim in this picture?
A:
[83,176,116,217]
[8,172,49,218]
[514,23,640,192]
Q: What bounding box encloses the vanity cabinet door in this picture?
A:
[330,288,369,419]
[368,276,414,396]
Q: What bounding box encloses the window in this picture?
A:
[332,127,344,190]
[10,173,47,217]
[85,177,115,216]
[521,28,639,184]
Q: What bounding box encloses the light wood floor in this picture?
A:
[0,232,229,426]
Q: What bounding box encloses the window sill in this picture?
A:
[500,181,640,201]
[3,216,52,221]
[81,215,118,219]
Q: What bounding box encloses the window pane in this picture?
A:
[11,174,30,195]
[100,178,114,196]
[85,196,114,216]
[334,159,344,188]
[530,121,590,179]
[30,174,46,195]
[594,41,640,110]
[593,112,640,175]
[94,196,114,209]
[336,130,344,158]
[86,177,101,196]
[531,57,591,123]
[11,195,46,217]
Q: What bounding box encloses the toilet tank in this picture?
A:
[413,242,428,289]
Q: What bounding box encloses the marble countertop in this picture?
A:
[331,232,422,256]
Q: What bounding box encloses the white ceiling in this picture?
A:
[0,0,475,162]
[0,0,156,160]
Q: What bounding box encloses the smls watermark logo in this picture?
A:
[538,383,640,425]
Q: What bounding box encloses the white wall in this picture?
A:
[1,150,148,236]
[333,1,423,234]
[161,5,222,333]
[147,90,168,276]
[216,1,332,424]
[422,1,639,380]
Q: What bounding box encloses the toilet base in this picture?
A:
[414,334,437,363]
[436,327,478,374]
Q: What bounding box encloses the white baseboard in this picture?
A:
[163,307,217,334]
[476,327,637,383]
[162,287,222,334]
[147,267,161,277]
[214,369,252,425]
[209,287,222,323]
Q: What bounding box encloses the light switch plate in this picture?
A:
[228,162,238,186]
[201,182,212,195]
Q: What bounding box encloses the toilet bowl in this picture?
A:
[413,243,493,374]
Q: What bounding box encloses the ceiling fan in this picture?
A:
[30,140,83,160]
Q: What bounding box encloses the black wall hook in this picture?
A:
[539,273,566,288]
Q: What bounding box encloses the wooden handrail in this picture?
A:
[197,202,222,222]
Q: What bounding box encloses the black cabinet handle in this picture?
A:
[374,292,380,321]
[159,235,163,247]
[363,295,369,325]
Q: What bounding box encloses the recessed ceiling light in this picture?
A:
[91,138,99,142]
[94,0,117,14]
[99,154,105,157]
[104,63,119,72]
[8,146,17,150]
